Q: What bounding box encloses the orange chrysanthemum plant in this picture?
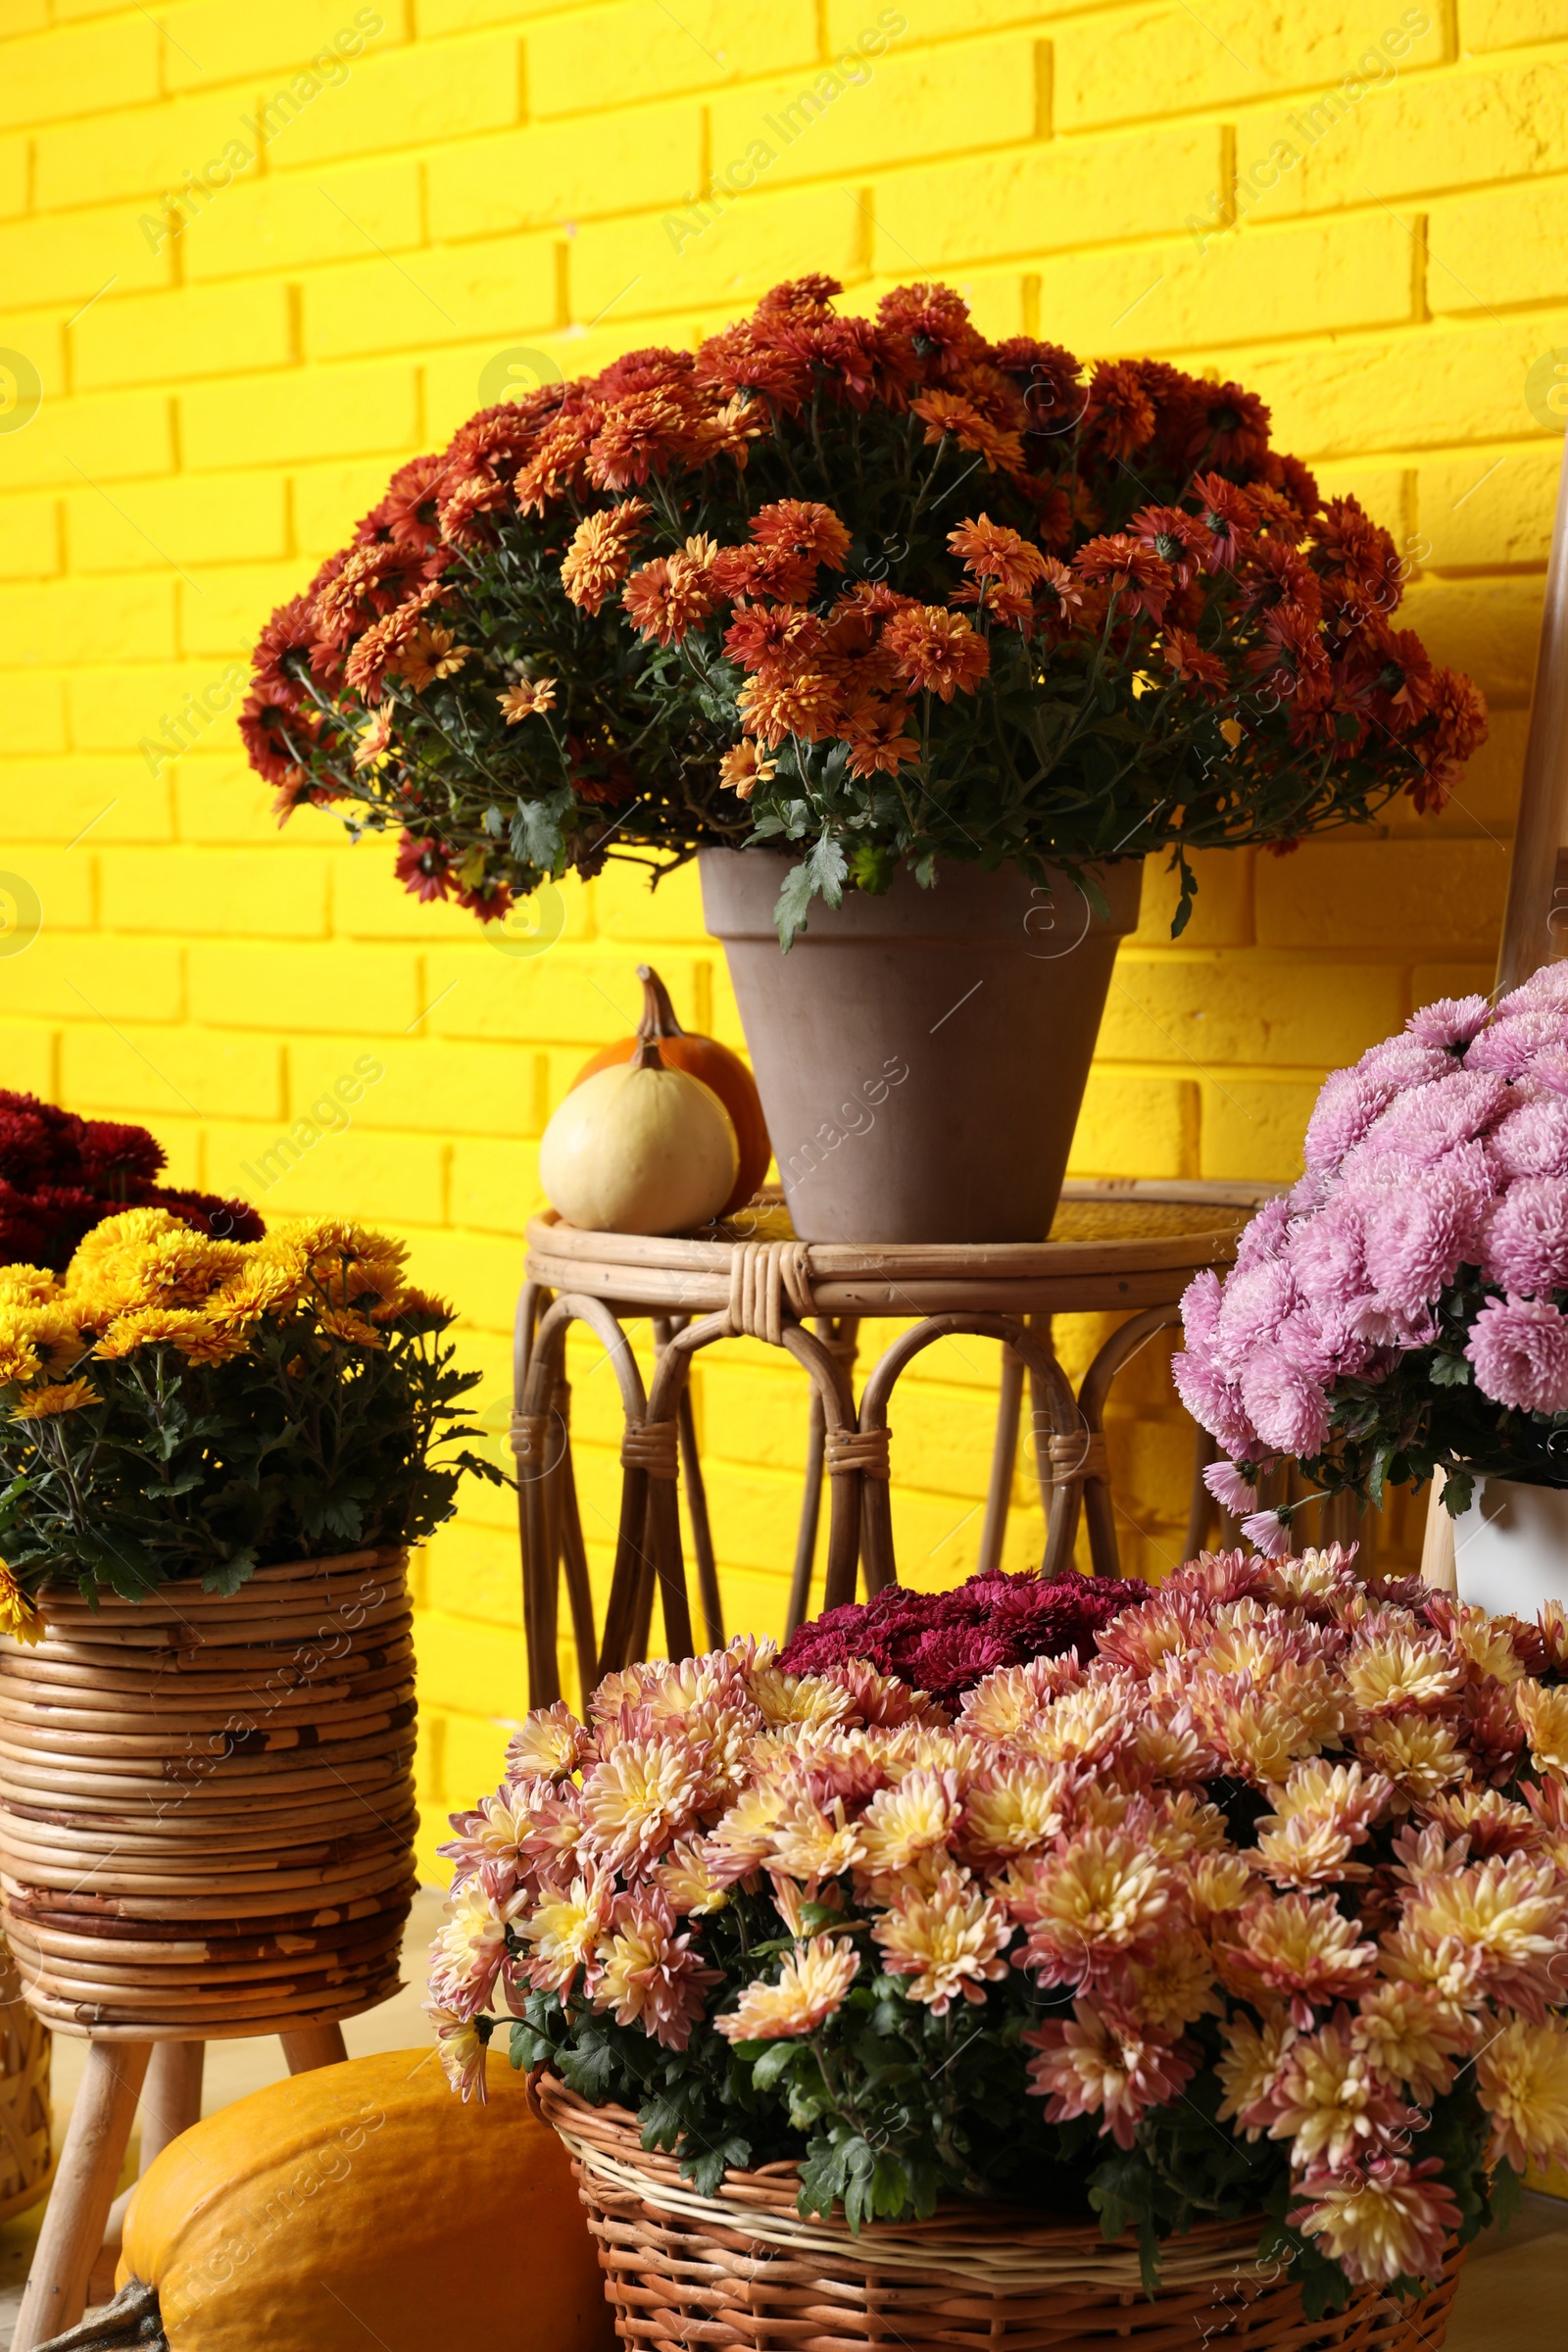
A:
[0,1209,504,1604]
[433,1546,1568,2315]
[244,277,1487,945]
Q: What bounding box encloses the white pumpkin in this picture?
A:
[539,1040,739,1234]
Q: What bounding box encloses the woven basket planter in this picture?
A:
[0,1547,416,2040]
[0,1939,50,2222]
[534,2075,1467,2352]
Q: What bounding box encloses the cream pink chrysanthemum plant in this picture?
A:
[429,1548,1568,2313]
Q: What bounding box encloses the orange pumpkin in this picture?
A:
[110,2049,613,2352]
[573,964,770,1215]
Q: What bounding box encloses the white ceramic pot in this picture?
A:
[1452,1475,1568,1616]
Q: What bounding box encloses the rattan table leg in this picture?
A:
[786,1388,826,1640]
[12,2040,150,2352]
[976,1344,1024,1578]
[280,2025,349,2074]
[90,2039,206,2307]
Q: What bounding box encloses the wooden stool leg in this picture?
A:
[976,1345,1024,1579]
[280,2024,348,2074]
[91,2040,206,2302]
[12,2039,150,2351]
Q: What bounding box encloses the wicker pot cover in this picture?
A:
[0,1547,416,2039]
[534,2075,1467,2352]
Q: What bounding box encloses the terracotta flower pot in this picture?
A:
[1452,1476,1568,1616]
[698,851,1144,1243]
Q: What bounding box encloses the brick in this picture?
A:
[1131,848,1253,950]
[1200,1076,1323,1184]
[68,471,288,574]
[184,156,422,284]
[873,122,1220,274]
[1033,210,1416,359]
[1434,179,1568,318]
[529,1,818,117]
[422,1519,525,1631]
[159,0,402,94]
[1,679,67,758]
[33,87,264,211]
[0,134,26,220]
[1460,0,1568,47]
[263,33,520,170]
[286,1034,538,1137]
[448,1137,543,1234]
[210,1116,446,1222]
[1416,444,1558,570]
[0,205,169,311]
[0,576,176,666]
[1256,839,1508,954]
[0,1020,55,1097]
[172,756,281,845]
[299,230,558,364]
[99,847,331,937]
[1231,55,1568,220]
[331,851,506,943]
[178,562,315,661]
[62,1023,284,1119]
[424,947,704,1045]
[66,662,249,757]
[829,0,1055,34]
[710,36,1040,201]
[0,935,182,1023]
[573,179,864,329]
[291,458,406,555]
[1054,4,1445,133]
[0,14,158,130]
[1397,574,1546,708]
[188,941,422,1031]
[73,279,294,393]
[1252,317,1560,461]
[412,1607,529,1715]
[0,388,174,493]
[0,848,93,931]
[1102,956,1403,1070]
[0,493,60,580]
[1066,1070,1196,1177]
[0,759,172,843]
[427,104,705,244]
[401,1230,528,1333]
[1394,706,1523,839]
[593,860,703,943]
[179,360,418,469]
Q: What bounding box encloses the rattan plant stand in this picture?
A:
[0,1942,52,2230]
[534,2075,1465,2352]
[0,1547,417,2352]
[514,1180,1293,1707]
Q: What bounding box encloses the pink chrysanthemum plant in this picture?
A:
[1175,970,1568,1550]
[427,1548,1568,2316]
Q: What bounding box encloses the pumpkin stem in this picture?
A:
[627,1033,665,1073]
[34,2280,165,2351]
[636,965,684,1041]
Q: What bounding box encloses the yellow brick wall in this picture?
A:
[0,0,1560,1879]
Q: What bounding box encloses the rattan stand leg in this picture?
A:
[280,2024,349,2074]
[12,2041,150,2352]
[89,2042,205,2305]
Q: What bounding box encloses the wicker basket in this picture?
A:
[0,1938,50,2224]
[533,2075,1467,2351]
[0,1547,416,2039]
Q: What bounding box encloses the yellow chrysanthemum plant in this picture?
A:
[0,1208,504,1616]
[432,1547,1568,2315]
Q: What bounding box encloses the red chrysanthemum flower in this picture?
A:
[1074,535,1174,623]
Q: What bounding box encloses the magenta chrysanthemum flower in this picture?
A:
[1406,994,1492,1050]
[1487,1098,1568,1181]
[1466,1295,1568,1414]
[1481,1177,1568,1298]
[1240,1347,1331,1455]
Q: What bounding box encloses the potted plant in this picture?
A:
[241,278,1486,1244]
[426,1550,1568,2345]
[0,1207,504,2040]
[0,1091,262,1270]
[1173,964,1568,1612]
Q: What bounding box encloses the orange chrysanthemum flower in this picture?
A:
[560,501,652,614]
[497,677,558,723]
[881,605,990,702]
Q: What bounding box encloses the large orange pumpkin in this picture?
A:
[573,964,771,1214]
[107,2050,612,2352]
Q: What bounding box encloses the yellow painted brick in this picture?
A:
[32,86,266,211]
[68,471,289,575]
[1054,4,1444,133]
[66,663,248,758]
[1254,316,1566,461]
[450,1136,541,1233]
[710,36,1039,200]
[99,847,331,937]
[529,1,818,117]
[62,1023,285,1121]
[179,360,419,469]
[403,1230,530,1333]
[1232,52,1564,221]
[422,1520,524,1634]
[426,102,706,240]
[0,204,169,310]
[0,134,27,220]
[572,179,865,327]
[73,279,294,394]
[299,231,558,365]
[1256,838,1508,953]
[0,1021,56,1096]
[183,156,423,283]
[171,755,280,845]
[1066,1070,1196,1178]
[1033,210,1416,360]
[264,32,520,169]
[188,940,421,1031]
[420,0,586,25]
[594,860,706,943]
[0,934,183,1024]
[1397,573,1546,706]
[0,494,60,581]
[424,946,708,1045]
[1102,956,1404,1069]
[0,388,174,493]
[213,1116,446,1222]
[0,576,176,666]
[830,0,1054,34]
[414,1607,528,1715]
[1131,848,1253,950]
[0,760,172,843]
[0,848,93,931]
[291,457,406,555]
[287,1034,534,1137]
[873,122,1221,273]
[178,563,316,662]
[160,0,402,94]
[1200,1076,1324,1184]
[1416,444,1558,570]
[2,679,67,758]
[1460,0,1568,47]
[0,13,158,130]
[329,851,534,943]
[423,1705,514,1818]
[1429,178,1568,316]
